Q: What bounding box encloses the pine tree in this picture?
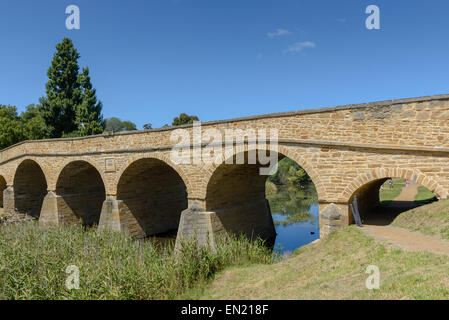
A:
[39,38,104,138]
[40,38,82,138]
[76,67,104,136]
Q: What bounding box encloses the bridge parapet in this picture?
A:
[1,94,449,166]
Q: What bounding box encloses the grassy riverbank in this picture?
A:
[0,222,272,299]
[195,226,449,299]
[391,199,449,240]
[194,200,449,300]
[3,200,447,300]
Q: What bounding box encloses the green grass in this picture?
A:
[3,198,448,300]
[391,199,449,240]
[414,186,438,204]
[195,226,449,300]
[379,178,405,203]
[0,222,272,299]
[379,179,436,205]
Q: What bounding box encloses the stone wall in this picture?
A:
[13,160,47,218]
[55,161,106,226]
[348,178,387,223]
[116,158,187,238]
[0,94,448,244]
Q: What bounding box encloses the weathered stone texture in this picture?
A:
[0,94,448,242]
[320,203,345,237]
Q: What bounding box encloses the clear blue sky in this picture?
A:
[1,0,448,129]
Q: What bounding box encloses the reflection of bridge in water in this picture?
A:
[0,94,448,248]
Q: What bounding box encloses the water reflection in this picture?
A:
[145,184,320,255]
[267,185,319,254]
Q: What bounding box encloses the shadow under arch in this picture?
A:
[115,153,193,199]
[205,148,320,244]
[116,157,188,239]
[344,168,440,226]
[14,159,47,218]
[199,145,324,201]
[56,160,106,226]
[342,168,447,203]
[0,175,6,208]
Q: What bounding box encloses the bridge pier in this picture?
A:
[98,196,121,232]
[39,191,58,226]
[98,195,184,239]
[318,202,348,237]
[39,190,84,226]
[174,202,217,250]
[175,199,276,250]
[2,186,15,215]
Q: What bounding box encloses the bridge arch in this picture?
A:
[115,153,192,197]
[341,167,447,203]
[341,167,445,225]
[55,160,106,226]
[199,144,324,201]
[115,155,189,238]
[203,145,321,242]
[13,159,48,218]
[51,158,107,193]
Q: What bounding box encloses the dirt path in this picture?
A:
[394,181,418,201]
[358,181,449,255]
[361,225,449,256]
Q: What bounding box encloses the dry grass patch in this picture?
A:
[194,226,449,300]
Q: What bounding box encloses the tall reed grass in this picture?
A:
[0,222,273,299]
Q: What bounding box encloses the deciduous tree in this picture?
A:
[172,113,199,126]
[104,117,137,132]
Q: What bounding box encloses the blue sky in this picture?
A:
[1,0,448,129]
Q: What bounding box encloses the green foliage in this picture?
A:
[0,105,24,149]
[172,113,199,126]
[0,39,103,147]
[75,67,104,136]
[0,104,48,149]
[266,157,318,226]
[0,223,272,299]
[20,104,49,140]
[39,38,81,137]
[39,38,103,138]
[104,117,137,132]
[268,157,311,189]
[143,123,152,130]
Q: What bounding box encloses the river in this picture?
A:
[267,184,319,255]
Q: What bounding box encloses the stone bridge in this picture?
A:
[0,94,448,246]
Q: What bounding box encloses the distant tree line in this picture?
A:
[0,38,200,150]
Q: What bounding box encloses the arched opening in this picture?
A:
[349,177,437,226]
[0,175,6,209]
[14,160,47,218]
[56,161,106,226]
[206,151,319,253]
[116,158,188,239]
